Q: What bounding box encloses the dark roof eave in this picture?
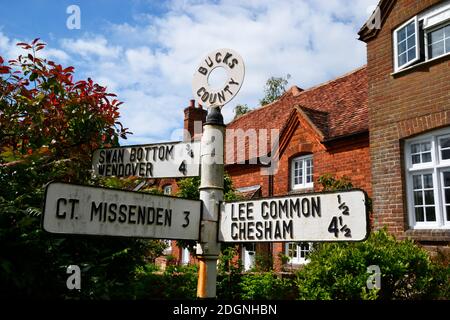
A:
[322,129,369,144]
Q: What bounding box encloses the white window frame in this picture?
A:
[162,240,172,255]
[163,185,172,195]
[393,16,420,72]
[285,242,312,265]
[291,155,313,190]
[425,22,450,60]
[392,1,450,72]
[405,127,450,229]
[438,134,450,164]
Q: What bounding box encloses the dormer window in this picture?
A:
[393,1,450,72]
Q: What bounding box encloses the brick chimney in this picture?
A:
[184,99,207,142]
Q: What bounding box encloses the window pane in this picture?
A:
[442,149,450,160]
[398,27,406,42]
[398,40,407,54]
[413,175,422,189]
[429,28,444,43]
[446,38,450,54]
[426,207,436,221]
[443,172,450,187]
[411,143,420,153]
[446,206,450,222]
[421,142,431,152]
[445,189,450,203]
[414,191,423,205]
[430,40,445,58]
[415,207,424,221]
[412,154,420,164]
[423,174,433,188]
[445,25,450,36]
[440,137,450,148]
[406,21,415,36]
[398,52,407,66]
[407,47,416,60]
[421,152,432,163]
[407,35,416,48]
[424,190,435,205]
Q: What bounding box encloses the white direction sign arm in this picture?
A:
[218,190,369,242]
[43,182,202,240]
[91,141,200,179]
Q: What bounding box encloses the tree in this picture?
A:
[259,74,290,106]
[233,104,251,119]
[0,39,162,298]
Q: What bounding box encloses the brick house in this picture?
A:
[165,0,450,269]
[359,0,450,254]
[167,66,371,270]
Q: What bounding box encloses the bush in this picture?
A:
[132,264,198,299]
[295,229,449,300]
[217,245,243,299]
[239,272,297,300]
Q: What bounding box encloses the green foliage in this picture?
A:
[176,173,241,251]
[239,272,298,300]
[0,41,163,299]
[259,74,290,106]
[318,173,353,191]
[295,229,450,300]
[233,104,252,119]
[251,253,272,272]
[132,264,198,299]
[217,245,243,299]
[176,172,239,201]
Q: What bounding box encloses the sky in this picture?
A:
[0,0,378,145]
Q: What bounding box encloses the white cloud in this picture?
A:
[2,0,379,145]
[61,36,122,59]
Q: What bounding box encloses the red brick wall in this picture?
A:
[273,115,371,196]
[365,0,450,241]
[227,114,371,198]
[226,112,371,270]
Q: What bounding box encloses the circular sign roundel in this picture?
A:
[192,48,245,108]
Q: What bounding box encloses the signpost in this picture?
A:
[192,48,245,299]
[43,182,201,240]
[92,141,200,178]
[41,48,370,301]
[219,190,368,242]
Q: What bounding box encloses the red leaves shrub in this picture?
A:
[0,38,130,168]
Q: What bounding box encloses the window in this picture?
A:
[394,17,419,71]
[393,1,450,72]
[162,240,172,255]
[291,155,313,190]
[285,242,312,265]
[163,185,172,195]
[427,24,450,58]
[405,127,450,228]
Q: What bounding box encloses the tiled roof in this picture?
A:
[226,66,368,163]
[235,185,261,200]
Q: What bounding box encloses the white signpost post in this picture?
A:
[192,48,245,299]
[219,190,369,243]
[43,182,201,240]
[92,141,200,179]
